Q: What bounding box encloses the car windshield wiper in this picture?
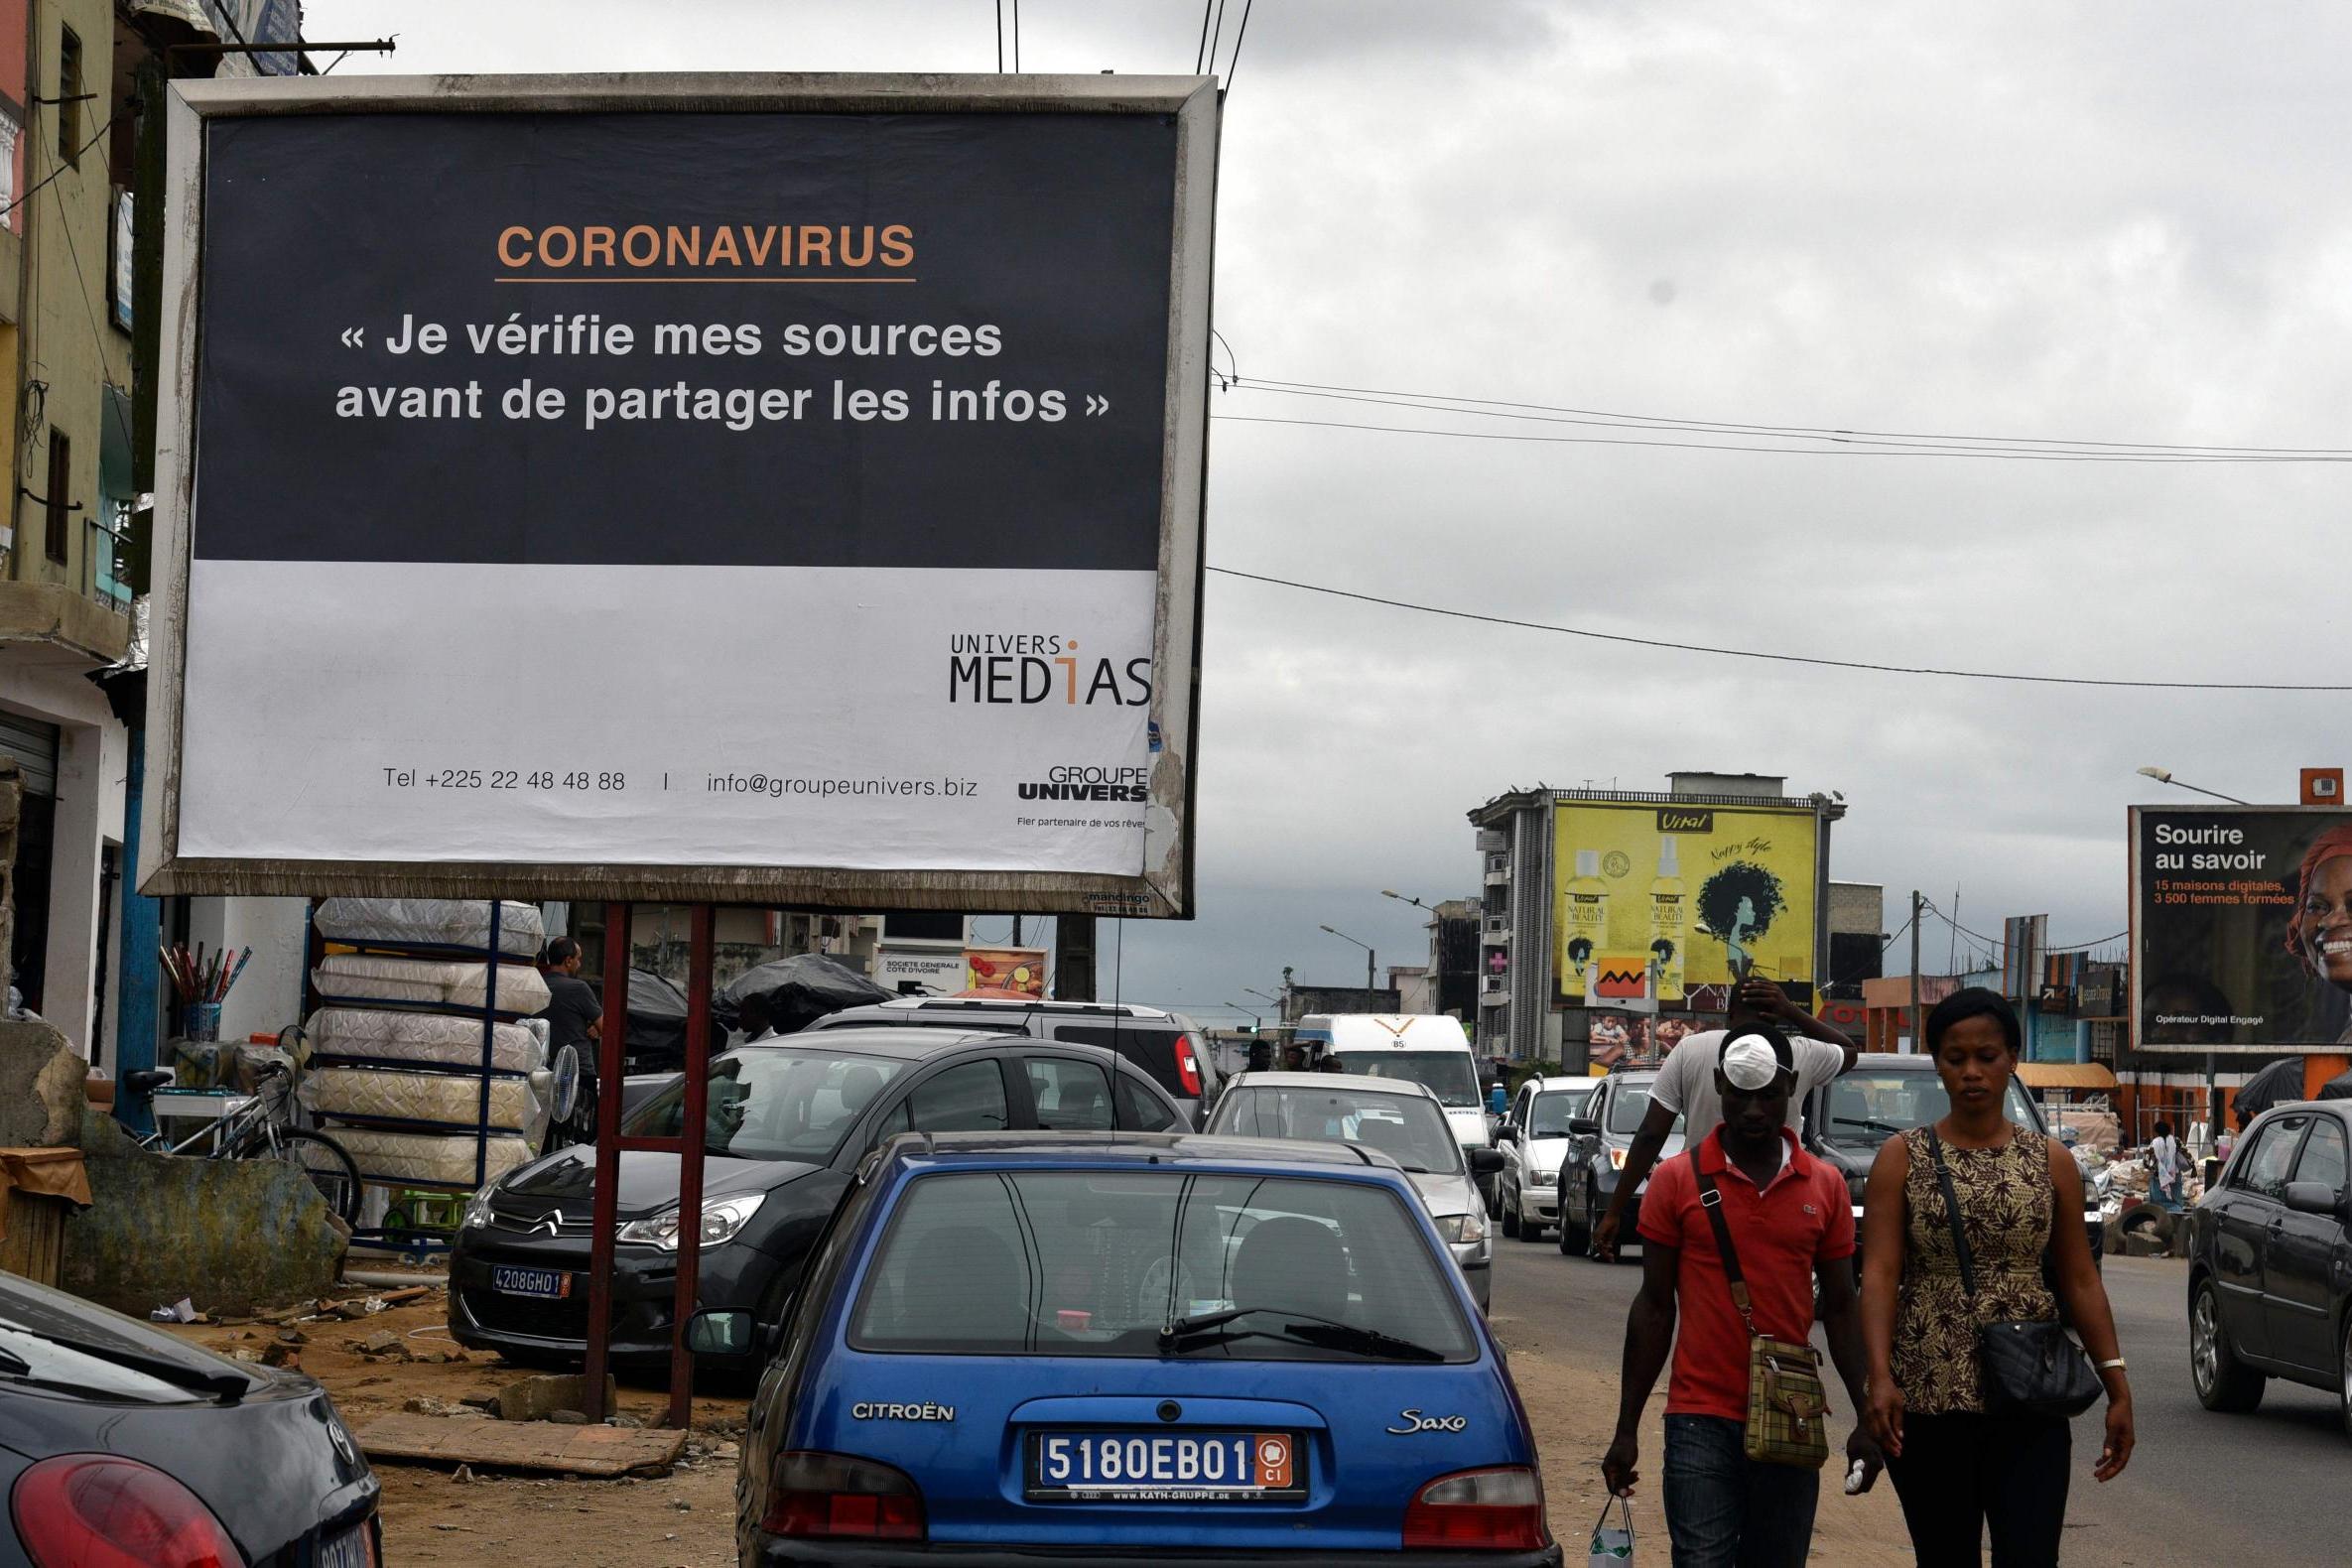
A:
[1833,1116,1909,1137]
[1157,1306,1445,1363]
[0,1345,30,1376]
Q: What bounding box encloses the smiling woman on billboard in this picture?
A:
[2287,824,2352,1043]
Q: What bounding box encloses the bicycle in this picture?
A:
[128,1060,365,1228]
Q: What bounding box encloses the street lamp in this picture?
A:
[1224,1000,1260,1030]
[1243,985,1282,1005]
[1320,924,1376,996]
[1380,889,1433,911]
[2137,765,2250,806]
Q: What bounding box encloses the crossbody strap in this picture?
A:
[1922,1128,1980,1300]
[1692,1162,1759,1335]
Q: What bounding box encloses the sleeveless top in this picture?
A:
[1889,1125,2059,1414]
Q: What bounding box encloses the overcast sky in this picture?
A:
[308,1,2352,1024]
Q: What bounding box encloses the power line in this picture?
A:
[995,0,1003,71]
[1223,379,2352,463]
[0,109,121,224]
[1225,0,1258,91]
[1210,412,2346,464]
[1206,566,2352,692]
[1226,371,2352,459]
[1918,899,2125,956]
[1011,0,1020,71]
[1203,0,1230,78]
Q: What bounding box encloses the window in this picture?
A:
[1527,1090,1589,1138]
[1113,1073,1181,1132]
[850,1171,1475,1360]
[1026,1056,1112,1131]
[43,431,67,564]
[904,1060,1010,1133]
[2235,1116,2306,1202]
[2292,1118,2348,1197]
[57,28,80,165]
[624,1046,909,1161]
[1212,1085,1462,1174]
[1059,1023,1186,1097]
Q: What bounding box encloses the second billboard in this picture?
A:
[1553,802,1822,1003]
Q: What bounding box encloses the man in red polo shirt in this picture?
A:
[1602,1026,1879,1566]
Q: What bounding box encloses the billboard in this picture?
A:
[142,73,1214,914]
[2131,806,2352,1049]
[963,946,1048,998]
[1553,802,1824,1003]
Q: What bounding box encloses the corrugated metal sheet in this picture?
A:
[0,713,60,797]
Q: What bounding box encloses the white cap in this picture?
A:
[1720,1032,1789,1092]
[1575,849,1600,877]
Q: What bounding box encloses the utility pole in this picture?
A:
[1908,889,1923,1054]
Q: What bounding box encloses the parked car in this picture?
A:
[1554,1070,1685,1257]
[1495,1077,1597,1241]
[0,1269,380,1568]
[714,1131,1562,1565]
[450,1029,1187,1371]
[808,997,1222,1125]
[2182,1099,2352,1431]
[1799,1051,2103,1275]
[1203,1071,1501,1311]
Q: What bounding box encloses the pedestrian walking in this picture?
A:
[1603,1025,1881,1566]
[2148,1121,2184,1210]
[536,937,601,1144]
[1593,976,1861,1260]
[1859,987,2134,1567]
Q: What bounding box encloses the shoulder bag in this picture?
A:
[1694,1163,1830,1468]
[1923,1129,2102,1418]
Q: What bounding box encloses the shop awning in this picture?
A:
[2016,1063,2119,1092]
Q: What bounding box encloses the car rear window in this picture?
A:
[849,1170,1475,1362]
[1057,1023,1190,1097]
[1211,1085,1462,1174]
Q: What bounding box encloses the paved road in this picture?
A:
[1490,1236,2343,1566]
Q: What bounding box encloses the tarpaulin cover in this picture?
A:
[715,955,891,1036]
[315,898,545,958]
[0,1148,91,1241]
[615,969,724,1070]
[2232,1057,2309,1123]
[2319,1071,2352,1102]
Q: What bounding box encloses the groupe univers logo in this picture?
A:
[947,631,1151,707]
[1019,765,1148,803]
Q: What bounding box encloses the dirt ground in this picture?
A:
[161,1274,750,1568]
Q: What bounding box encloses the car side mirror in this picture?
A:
[1470,1147,1505,1174]
[686,1309,755,1359]
[2284,1180,2344,1218]
[1568,1117,1601,1137]
[1494,1123,1516,1144]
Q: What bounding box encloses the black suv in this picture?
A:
[449,1028,1185,1372]
[806,997,1220,1125]
[2183,1099,2352,1432]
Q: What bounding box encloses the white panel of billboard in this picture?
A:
[139,73,1215,915]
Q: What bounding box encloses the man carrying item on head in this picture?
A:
[1593,977,1859,1261]
[1603,1027,1880,1567]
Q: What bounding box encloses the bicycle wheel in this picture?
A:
[233,1125,365,1228]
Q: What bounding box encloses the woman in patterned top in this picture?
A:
[1858,988,2133,1565]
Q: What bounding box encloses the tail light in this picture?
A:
[1401,1466,1548,1551]
[1174,1034,1203,1098]
[12,1455,246,1568]
[763,1451,926,1541]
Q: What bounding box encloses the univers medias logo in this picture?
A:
[948,632,1151,708]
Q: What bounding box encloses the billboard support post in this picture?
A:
[666,906,714,1430]
[583,902,631,1424]
[1909,889,1922,1053]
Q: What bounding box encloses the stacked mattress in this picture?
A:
[305,898,548,1188]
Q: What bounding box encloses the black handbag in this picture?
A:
[1923,1129,2103,1419]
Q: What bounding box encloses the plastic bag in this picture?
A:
[1590,1496,1634,1564]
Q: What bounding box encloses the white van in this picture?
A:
[1295,1013,1491,1161]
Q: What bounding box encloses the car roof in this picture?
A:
[1222,1070,1443,1099]
[1525,1076,1597,1093]
[1827,1054,1945,1076]
[885,1129,1404,1171]
[733,1026,1086,1063]
[837,996,1176,1022]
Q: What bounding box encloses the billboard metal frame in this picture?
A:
[138,71,1216,916]
[2127,802,2345,1054]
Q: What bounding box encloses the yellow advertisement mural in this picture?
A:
[1553,804,1820,1003]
